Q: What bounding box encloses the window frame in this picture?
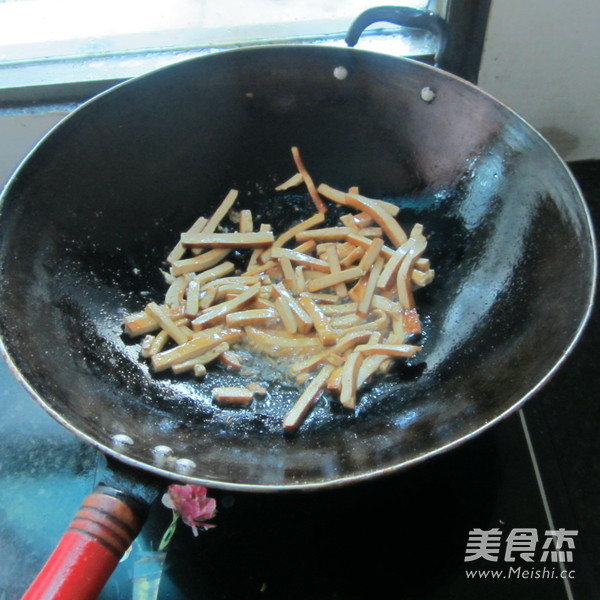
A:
[0,1,490,109]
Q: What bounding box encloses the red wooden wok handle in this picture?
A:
[21,485,149,600]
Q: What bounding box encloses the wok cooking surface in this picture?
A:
[0,139,598,596]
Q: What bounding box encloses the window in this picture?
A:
[0,0,441,100]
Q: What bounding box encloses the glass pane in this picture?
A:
[0,0,430,63]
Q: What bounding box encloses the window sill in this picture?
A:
[0,29,436,110]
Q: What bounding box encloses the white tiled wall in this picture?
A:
[478,0,599,161]
[0,112,67,189]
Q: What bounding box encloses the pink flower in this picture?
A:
[161,484,217,537]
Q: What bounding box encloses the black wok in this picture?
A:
[0,44,595,597]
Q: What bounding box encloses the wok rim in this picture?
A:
[0,44,597,492]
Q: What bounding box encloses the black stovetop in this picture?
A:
[0,161,598,600]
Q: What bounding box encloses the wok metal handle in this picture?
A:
[345,5,448,68]
[21,485,150,600]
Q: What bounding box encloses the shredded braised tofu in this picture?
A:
[124,147,434,433]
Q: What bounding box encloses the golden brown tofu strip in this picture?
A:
[339,351,364,410]
[185,279,201,317]
[316,183,399,216]
[248,224,272,269]
[245,326,322,356]
[291,146,327,213]
[301,292,340,304]
[293,239,317,254]
[411,268,435,288]
[282,364,334,433]
[340,213,361,230]
[212,387,255,405]
[298,296,337,346]
[278,256,296,285]
[290,330,372,374]
[338,310,388,336]
[194,363,208,378]
[339,245,366,268]
[171,342,230,374]
[354,343,422,358]
[274,297,299,334]
[295,227,353,243]
[140,334,155,358]
[357,256,385,318]
[371,294,402,315]
[199,285,218,310]
[239,210,253,234]
[327,366,343,394]
[324,244,348,298]
[346,232,395,260]
[203,189,239,234]
[295,265,306,293]
[306,266,365,293]
[181,231,274,248]
[275,172,303,191]
[273,213,325,249]
[345,193,407,247]
[171,248,231,276]
[354,333,386,386]
[220,351,244,370]
[358,238,384,272]
[329,312,364,329]
[315,183,346,204]
[164,275,188,308]
[271,247,331,272]
[194,261,236,287]
[144,302,190,345]
[396,236,428,309]
[247,382,268,396]
[320,302,358,316]
[244,260,278,276]
[414,257,431,272]
[225,308,278,328]
[166,216,208,265]
[378,232,427,290]
[192,283,262,330]
[357,227,383,238]
[152,330,230,371]
[272,283,313,333]
[123,311,160,337]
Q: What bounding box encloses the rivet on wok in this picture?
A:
[111,433,134,449]
[151,445,174,467]
[333,66,348,81]
[420,87,436,102]
[174,458,197,474]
